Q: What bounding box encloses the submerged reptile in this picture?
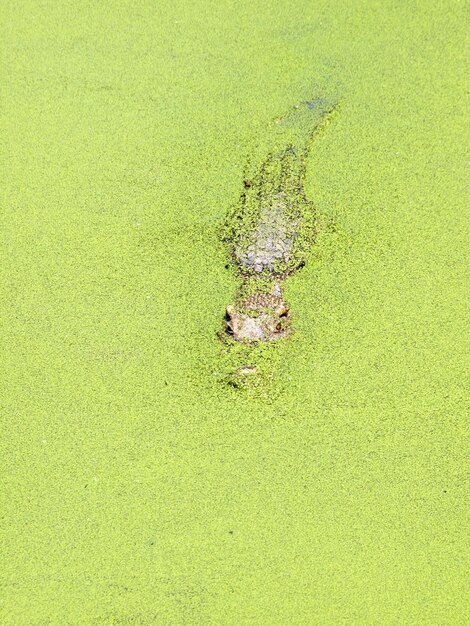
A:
[223,98,337,342]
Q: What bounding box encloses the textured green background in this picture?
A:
[2,1,469,624]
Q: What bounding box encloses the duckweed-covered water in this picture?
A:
[2,0,469,623]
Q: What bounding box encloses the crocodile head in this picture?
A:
[225,293,291,342]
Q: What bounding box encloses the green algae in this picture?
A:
[2,0,470,624]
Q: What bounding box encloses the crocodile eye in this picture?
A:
[275,303,289,317]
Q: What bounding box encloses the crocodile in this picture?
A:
[223,98,337,342]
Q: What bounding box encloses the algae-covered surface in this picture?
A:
[1,0,469,623]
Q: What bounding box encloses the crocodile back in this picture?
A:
[224,97,337,277]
